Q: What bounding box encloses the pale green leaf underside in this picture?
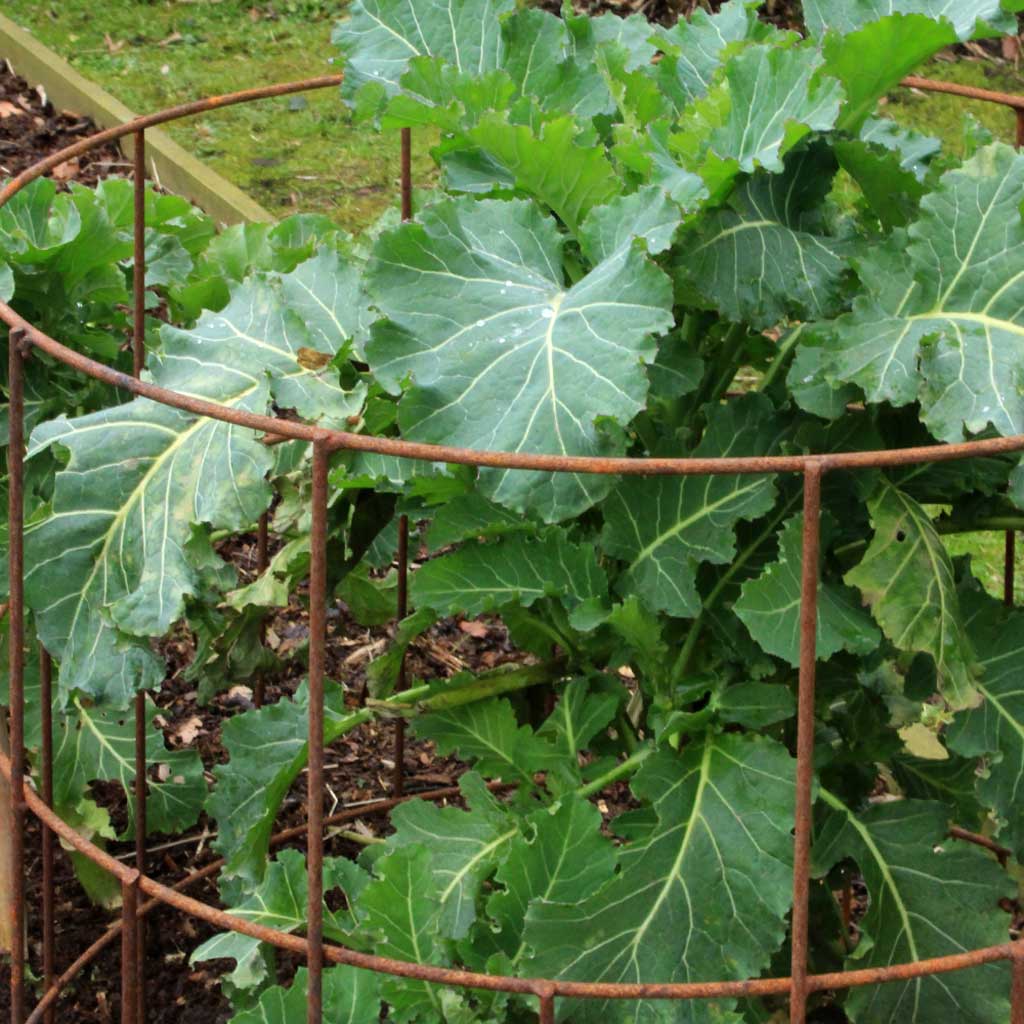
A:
[24,275,364,705]
[803,0,1018,40]
[601,396,779,617]
[819,144,1024,443]
[366,196,673,522]
[815,793,1012,1024]
[950,589,1024,857]
[735,514,879,667]
[845,483,978,708]
[524,734,795,1023]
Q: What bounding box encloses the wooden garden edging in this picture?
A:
[0,12,275,226]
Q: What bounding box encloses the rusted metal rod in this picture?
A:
[132,129,146,379]
[790,463,825,1024]
[537,986,556,1024]
[120,872,140,1024]
[39,649,54,1024]
[1012,949,1024,1024]
[306,441,330,1024]
[7,328,26,1024]
[393,125,414,798]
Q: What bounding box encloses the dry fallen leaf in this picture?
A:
[297,346,333,371]
[51,158,80,183]
[171,714,203,746]
[458,619,489,638]
[103,33,125,55]
[227,684,253,702]
[0,101,19,119]
[159,31,184,47]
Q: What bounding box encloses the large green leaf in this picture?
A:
[0,178,82,261]
[802,0,1020,40]
[486,794,615,966]
[359,845,445,1021]
[24,277,364,705]
[600,396,780,617]
[276,245,372,359]
[462,115,622,234]
[229,966,381,1024]
[679,144,848,328]
[815,792,1012,1024]
[735,513,879,667]
[815,144,1024,442]
[365,196,673,522]
[578,186,682,264]
[524,734,795,1023]
[388,773,517,939]
[207,679,355,886]
[949,588,1024,856]
[845,483,978,709]
[411,530,607,620]
[412,697,562,783]
[192,849,369,991]
[821,15,956,132]
[678,42,843,179]
[52,695,205,838]
[335,0,514,102]
[649,0,778,113]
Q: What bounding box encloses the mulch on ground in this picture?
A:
[0,60,126,186]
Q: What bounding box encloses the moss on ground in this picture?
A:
[887,54,1024,154]
[3,0,435,230]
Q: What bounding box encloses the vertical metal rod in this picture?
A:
[120,872,139,1024]
[7,329,26,1024]
[400,127,412,221]
[537,987,555,1024]
[132,130,146,380]
[39,648,55,1024]
[393,513,409,797]
[133,693,147,1023]
[393,125,413,796]
[306,441,329,1024]
[253,511,270,709]
[256,511,269,574]
[1004,531,1015,608]
[789,463,824,1024]
[131,133,149,1023]
[1011,950,1024,1024]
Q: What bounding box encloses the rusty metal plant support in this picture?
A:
[1,72,1023,1024]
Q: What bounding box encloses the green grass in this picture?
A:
[887,55,1024,154]
[4,0,435,230]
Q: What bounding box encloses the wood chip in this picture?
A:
[458,619,489,638]
[171,714,204,746]
[51,158,80,182]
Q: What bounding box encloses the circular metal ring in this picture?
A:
[3,72,1023,1017]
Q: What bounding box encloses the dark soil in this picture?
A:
[0,61,126,186]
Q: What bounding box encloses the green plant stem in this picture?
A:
[699,323,748,407]
[757,324,805,393]
[672,494,800,684]
[576,746,652,799]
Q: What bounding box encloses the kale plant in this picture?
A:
[6,0,1024,1021]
